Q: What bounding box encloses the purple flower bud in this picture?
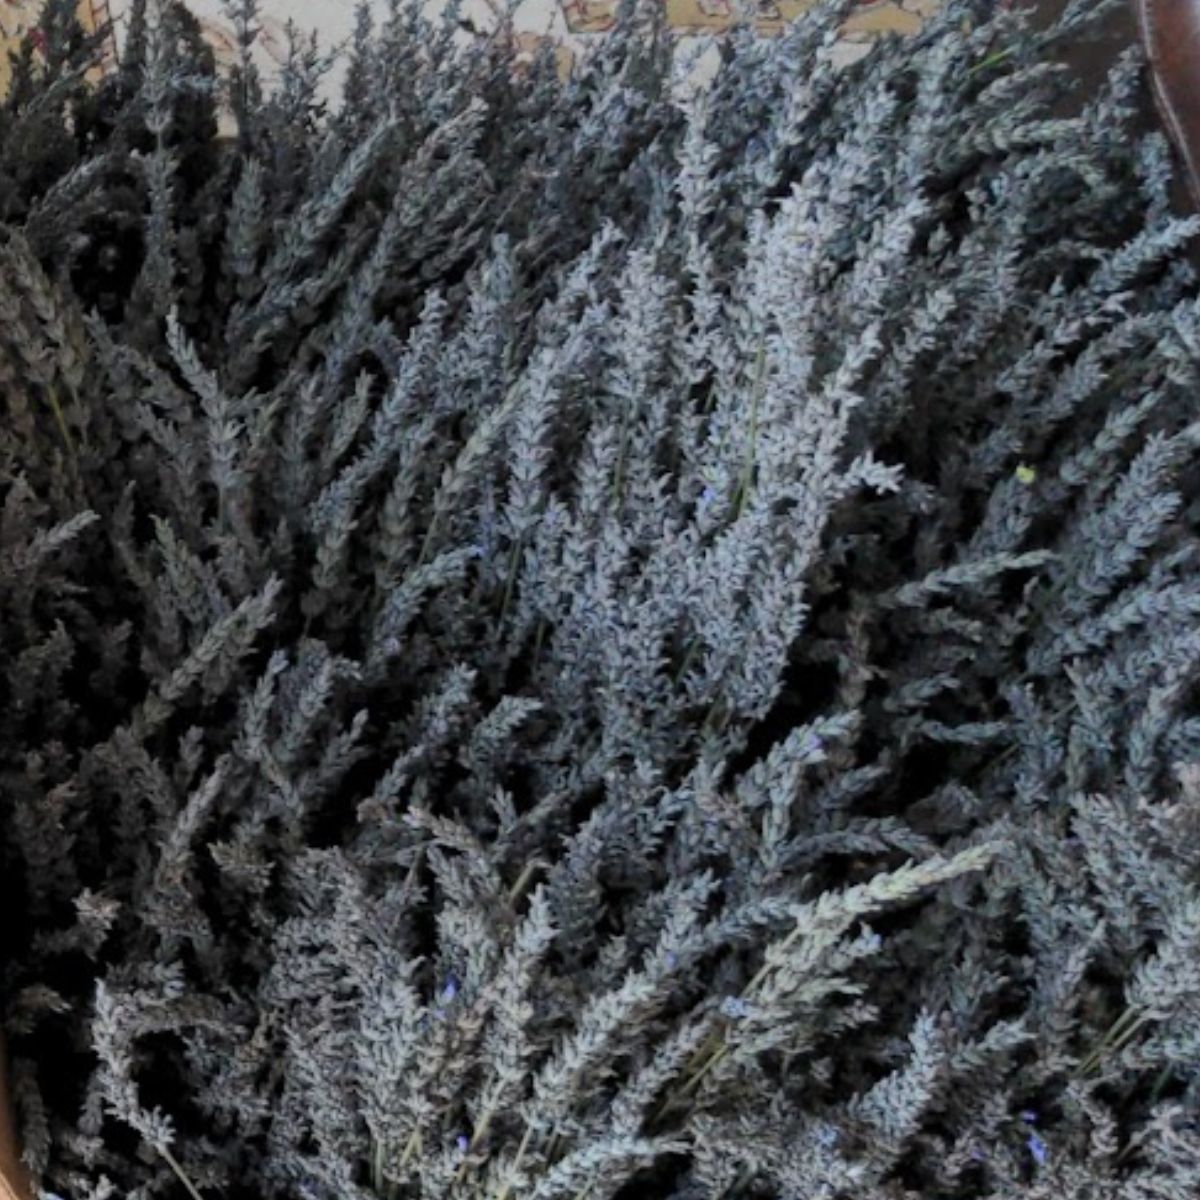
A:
[1020,1109,1038,1125]
[664,951,679,970]
[456,1134,470,1154]
[969,1147,986,1163]
[440,974,459,1003]
[1026,1132,1048,1166]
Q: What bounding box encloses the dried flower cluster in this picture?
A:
[2,0,1200,1197]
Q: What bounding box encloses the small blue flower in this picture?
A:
[440,974,460,1003]
[456,1134,470,1154]
[1026,1132,1048,1166]
[720,996,751,1020]
[664,951,679,970]
[697,486,716,513]
[815,1126,839,1148]
[1020,1109,1038,1125]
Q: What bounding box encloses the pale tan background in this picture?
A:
[0,0,937,99]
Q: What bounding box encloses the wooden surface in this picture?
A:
[0,1037,29,1200]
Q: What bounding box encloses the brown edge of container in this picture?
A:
[1137,0,1200,207]
[0,1036,31,1200]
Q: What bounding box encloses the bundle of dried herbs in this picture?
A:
[2,2,1200,1198]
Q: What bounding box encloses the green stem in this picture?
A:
[530,618,548,675]
[371,1137,384,1194]
[397,1128,421,1171]
[1149,1063,1174,1104]
[672,638,699,685]
[159,1145,205,1200]
[656,906,828,1125]
[493,1123,533,1200]
[966,46,1016,77]
[1078,1006,1146,1076]
[455,1101,497,1183]
[734,338,767,520]
[612,410,631,512]
[507,860,539,908]
[45,382,76,460]
[416,513,438,569]
[497,534,523,634]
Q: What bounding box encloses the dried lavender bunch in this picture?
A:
[2,0,1200,1198]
